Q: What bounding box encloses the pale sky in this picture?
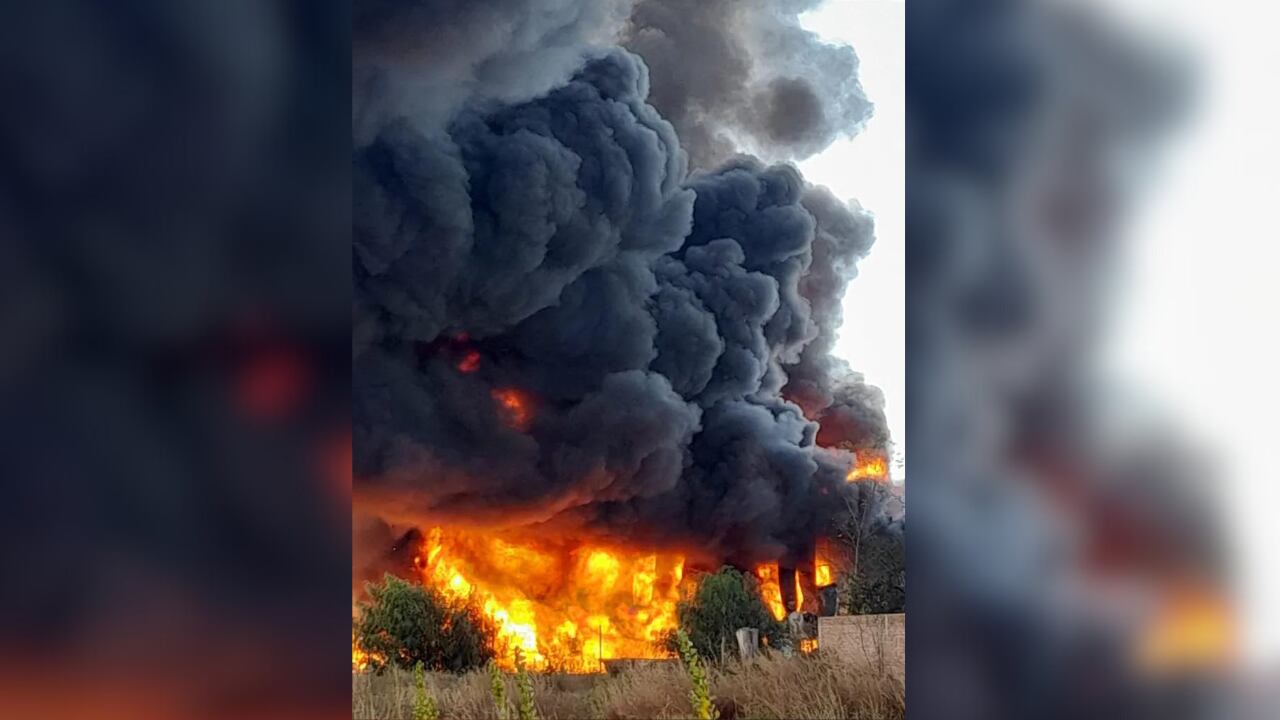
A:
[797,0,906,480]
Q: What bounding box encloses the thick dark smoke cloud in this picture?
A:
[354,0,634,143]
[354,0,888,577]
[355,49,691,353]
[623,0,873,169]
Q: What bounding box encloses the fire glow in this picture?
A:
[846,450,889,482]
[754,556,838,623]
[491,388,532,431]
[815,563,832,587]
[352,370,873,672]
[412,527,693,672]
[352,631,378,672]
[1136,586,1237,673]
[755,563,788,621]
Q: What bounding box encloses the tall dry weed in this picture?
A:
[354,651,902,720]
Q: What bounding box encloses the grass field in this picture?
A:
[352,652,904,720]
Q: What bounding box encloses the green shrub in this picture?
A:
[671,566,786,661]
[354,574,497,674]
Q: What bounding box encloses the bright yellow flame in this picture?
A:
[352,632,381,673]
[755,563,787,621]
[815,564,832,587]
[585,550,621,590]
[799,637,818,654]
[632,555,657,606]
[846,451,889,482]
[416,528,693,672]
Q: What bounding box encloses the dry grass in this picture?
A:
[352,653,904,720]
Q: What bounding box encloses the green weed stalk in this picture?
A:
[513,648,539,720]
[411,661,439,720]
[488,660,511,720]
[676,629,719,720]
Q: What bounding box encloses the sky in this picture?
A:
[795,0,906,481]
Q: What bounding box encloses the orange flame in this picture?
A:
[414,528,691,672]
[1137,586,1237,673]
[753,563,813,618]
[491,388,531,431]
[846,450,889,482]
[814,537,838,588]
[352,632,381,673]
[755,563,787,621]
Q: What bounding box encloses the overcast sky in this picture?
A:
[796,0,906,480]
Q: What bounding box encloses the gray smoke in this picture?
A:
[354,1,889,572]
[623,0,873,169]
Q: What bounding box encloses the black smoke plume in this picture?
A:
[355,0,635,143]
[354,0,890,579]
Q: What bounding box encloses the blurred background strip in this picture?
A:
[907,0,1277,718]
[0,2,352,718]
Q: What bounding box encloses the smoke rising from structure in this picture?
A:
[354,0,890,581]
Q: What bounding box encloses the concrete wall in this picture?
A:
[817,614,904,678]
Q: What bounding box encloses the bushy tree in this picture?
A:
[355,573,497,674]
[845,530,905,614]
[671,566,786,661]
[838,481,905,614]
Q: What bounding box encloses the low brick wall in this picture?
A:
[602,658,679,676]
[816,614,904,678]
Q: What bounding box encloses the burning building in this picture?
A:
[352,0,895,671]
